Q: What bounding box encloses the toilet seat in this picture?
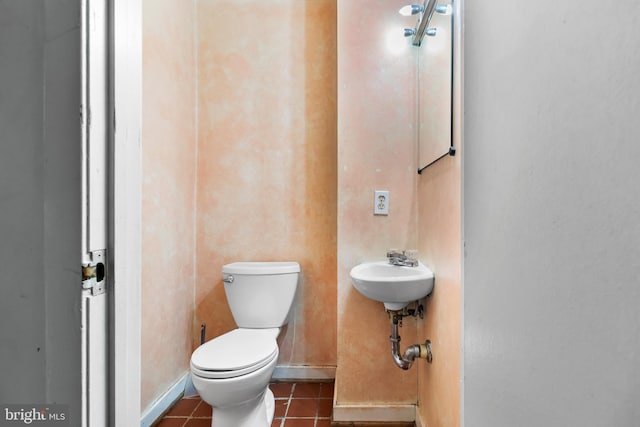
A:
[191,328,279,379]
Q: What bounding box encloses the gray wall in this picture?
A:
[463,1,640,426]
[0,0,81,421]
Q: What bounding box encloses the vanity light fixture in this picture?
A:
[399,0,450,46]
[405,27,434,38]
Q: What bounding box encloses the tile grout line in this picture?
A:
[190,400,201,418]
[313,384,319,427]
[284,383,295,425]
[314,389,319,426]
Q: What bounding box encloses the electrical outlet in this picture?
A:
[374,190,389,215]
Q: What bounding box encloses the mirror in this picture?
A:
[417,0,453,172]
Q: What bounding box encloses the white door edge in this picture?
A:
[81,0,110,425]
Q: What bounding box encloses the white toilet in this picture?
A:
[190,261,300,427]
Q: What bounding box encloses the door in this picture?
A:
[0,1,143,425]
[0,1,110,426]
[0,0,86,424]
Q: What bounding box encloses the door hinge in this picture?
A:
[82,249,107,295]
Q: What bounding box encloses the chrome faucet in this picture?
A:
[386,249,419,267]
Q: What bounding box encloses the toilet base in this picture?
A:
[265,388,275,421]
[210,388,275,427]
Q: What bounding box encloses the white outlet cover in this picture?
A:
[374,190,389,215]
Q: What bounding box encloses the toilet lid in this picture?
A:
[191,329,278,376]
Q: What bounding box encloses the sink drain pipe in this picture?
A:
[389,311,432,370]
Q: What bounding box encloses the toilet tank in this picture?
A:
[222,262,300,328]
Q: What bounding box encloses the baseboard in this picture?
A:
[272,365,336,382]
[332,422,414,427]
[332,402,416,424]
[330,374,416,424]
[140,372,189,427]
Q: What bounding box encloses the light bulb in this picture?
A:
[399,4,424,16]
[435,4,452,15]
[404,28,416,37]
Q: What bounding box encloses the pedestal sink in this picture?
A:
[349,261,434,310]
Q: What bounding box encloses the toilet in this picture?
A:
[190,261,300,427]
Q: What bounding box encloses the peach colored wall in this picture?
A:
[416,155,461,426]
[336,0,419,405]
[195,0,337,368]
[141,0,197,412]
[416,2,462,424]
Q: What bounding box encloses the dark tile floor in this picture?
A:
[155,381,334,427]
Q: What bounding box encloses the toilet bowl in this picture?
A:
[190,261,300,427]
[191,328,280,427]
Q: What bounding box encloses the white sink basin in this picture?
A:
[350,261,434,310]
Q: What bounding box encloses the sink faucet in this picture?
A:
[386,249,418,267]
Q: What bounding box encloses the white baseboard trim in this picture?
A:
[140,372,189,427]
[415,412,424,427]
[272,365,336,381]
[332,403,416,423]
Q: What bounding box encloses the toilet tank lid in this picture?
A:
[222,261,300,275]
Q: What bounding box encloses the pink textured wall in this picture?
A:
[416,154,461,426]
[337,0,419,405]
[141,0,196,412]
[195,0,338,368]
